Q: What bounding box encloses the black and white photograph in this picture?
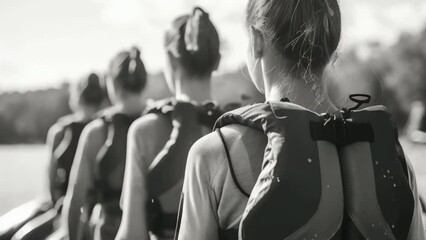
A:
[1,0,426,239]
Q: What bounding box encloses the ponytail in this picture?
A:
[185,7,205,53]
[109,46,147,93]
[76,73,105,107]
[165,7,220,77]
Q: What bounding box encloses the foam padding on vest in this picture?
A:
[147,101,221,235]
[11,209,56,240]
[215,102,344,240]
[340,143,396,240]
[342,107,414,240]
[52,122,87,202]
[95,114,139,206]
[284,140,344,240]
[148,102,203,198]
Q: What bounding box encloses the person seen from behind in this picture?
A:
[6,73,106,240]
[60,47,148,240]
[115,7,222,240]
[175,0,425,239]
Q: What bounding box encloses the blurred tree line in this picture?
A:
[0,86,71,144]
[329,26,426,129]
[0,71,262,144]
[1,25,426,144]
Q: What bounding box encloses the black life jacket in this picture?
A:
[214,101,415,240]
[146,99,222,236]
[52,120,88,203]
[93,113,140,214]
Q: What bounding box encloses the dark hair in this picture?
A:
[165,7,220,77]
[76,73,105,107]
[247,0,341,74]
[109,47,147,93]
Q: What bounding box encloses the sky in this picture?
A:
[1,0,426,91]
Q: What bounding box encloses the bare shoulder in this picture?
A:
[47,122,67,149]
[190,124,260,159]
[185,130,226,184]
[79,118,108,151]
[47,122,66,139]
[128,113,172,147]
[129,113,172,139]
[47,114,77,138]
[127,113,173,164]
[187,124,262,177]
[83,118,105,138]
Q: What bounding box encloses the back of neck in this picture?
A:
[267,80,336,114]
[113,95,145,115]
[175,75,212,104]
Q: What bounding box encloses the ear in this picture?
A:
[249,26,265,59]
[212,53,221,71]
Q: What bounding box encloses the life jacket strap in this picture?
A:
[93,113,139,204]
[310,118,374,146]
[218,228,239,240]
[216,129,250,198]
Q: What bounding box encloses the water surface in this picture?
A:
[0,145,48,216]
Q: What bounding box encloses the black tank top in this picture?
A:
[94,113,140,213]
[51,120,88,203]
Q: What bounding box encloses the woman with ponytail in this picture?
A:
[115,7,222,240]
[6,73,106,240]
[175,1,425,240]
[49,73,106,204]
[60,47,147,240]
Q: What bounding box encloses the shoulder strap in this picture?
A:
[216,102,343,240]
[52,125,73,161]
[148,102,202,197]
[95,116,114,163]
[144,98,175,115]
[94,113,139,202]
[52,121,88,167]
[148,101,223,197]
[338,107,414,240]
[216,129,250,198]
[310,116,375,146]
[93,116,115,190]
[94,113,139,173]
[198,101,223,128]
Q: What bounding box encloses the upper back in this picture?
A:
[212,102,420,240]
[185,124,266,231]
[133,99,219,168]
[95,112,140,197]
[217,125,266,195]
[50,116,90,202]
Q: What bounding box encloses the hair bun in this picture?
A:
[108,47,147,94]
[77,72,105,106]
[165,7,220,76]
[87,73,100,88]
[130,47,141,60]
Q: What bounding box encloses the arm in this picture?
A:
[61,120,104,240]
[47,124,65,203]
[176,136,221,240]
[116,114,172,240]
[404,155,426,239]
[115,122,150,240]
